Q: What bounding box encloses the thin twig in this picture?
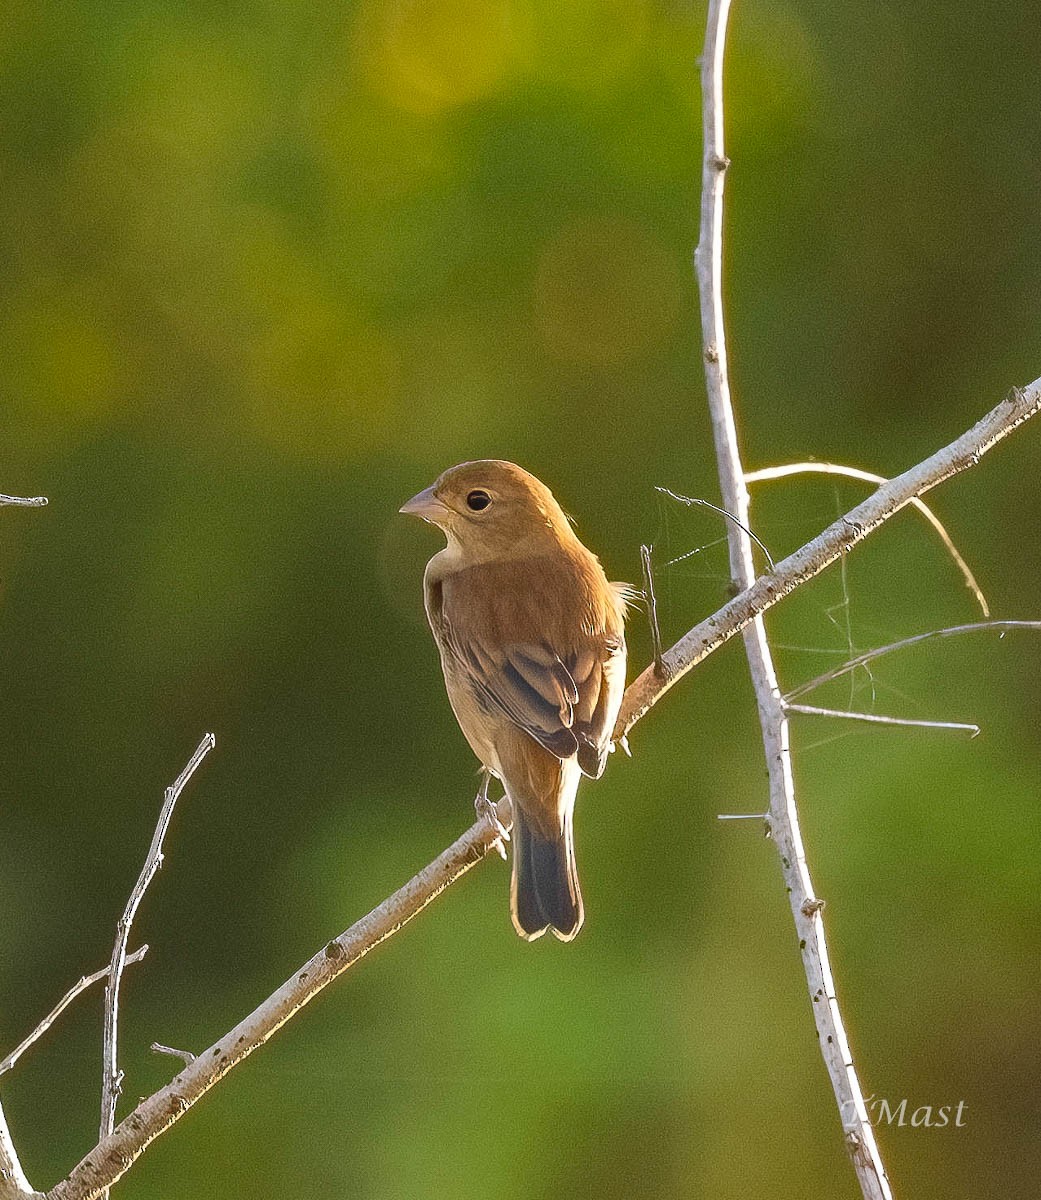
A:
[745,462,989,616]
[43,379,1041,1200]
[694,2,892,1196]
[97,733,215,1198]
[639,544,665,675]
[0,495,47,508]
[785,620,1041,701]
[0,948,149,1077]
[784,704,979,736]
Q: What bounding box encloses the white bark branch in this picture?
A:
[97,734,214,1200]
[694,1,892,1195]
[48,808,511,1200]
[783,704,979,736]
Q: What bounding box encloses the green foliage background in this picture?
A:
[1,1,1039,1197]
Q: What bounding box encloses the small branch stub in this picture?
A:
[150,1045,196,1067]
[0,494,47,508]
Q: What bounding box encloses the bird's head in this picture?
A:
[400,460,574,560]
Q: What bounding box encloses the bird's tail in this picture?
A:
[510,806,584,942]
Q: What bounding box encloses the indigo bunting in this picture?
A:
[401,460,628,941]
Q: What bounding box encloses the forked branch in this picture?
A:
[694,0,890,1193]
[96,734,214,1200]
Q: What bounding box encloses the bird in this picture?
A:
[400,460,628,941]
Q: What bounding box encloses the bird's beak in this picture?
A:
[399,485,447,524]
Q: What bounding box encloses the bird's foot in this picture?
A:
[474,774,509,861]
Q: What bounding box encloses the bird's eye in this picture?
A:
[466,489,492,512]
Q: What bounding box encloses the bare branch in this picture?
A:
[784,704,978,736]
[0,948,149,1077]
[694,1,892,1195]
[97,733,215,1198]
[0,495,47,508]
[786,620,1041,701]
[745,461,989,616]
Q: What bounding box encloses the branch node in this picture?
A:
[801,897,826,918]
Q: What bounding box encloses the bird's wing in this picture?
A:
[429,559,625,767]
[445,629,582,760]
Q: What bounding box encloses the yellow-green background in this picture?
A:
[1,1,1038,1197]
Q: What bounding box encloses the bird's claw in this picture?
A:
[474,786,510,860]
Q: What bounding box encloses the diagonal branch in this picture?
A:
[786,620,1041,701]
[48,810,509,1200]
[694,1,891,1196]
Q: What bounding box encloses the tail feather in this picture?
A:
[510,807,583,942]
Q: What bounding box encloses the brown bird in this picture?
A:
[400,460,628,941]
